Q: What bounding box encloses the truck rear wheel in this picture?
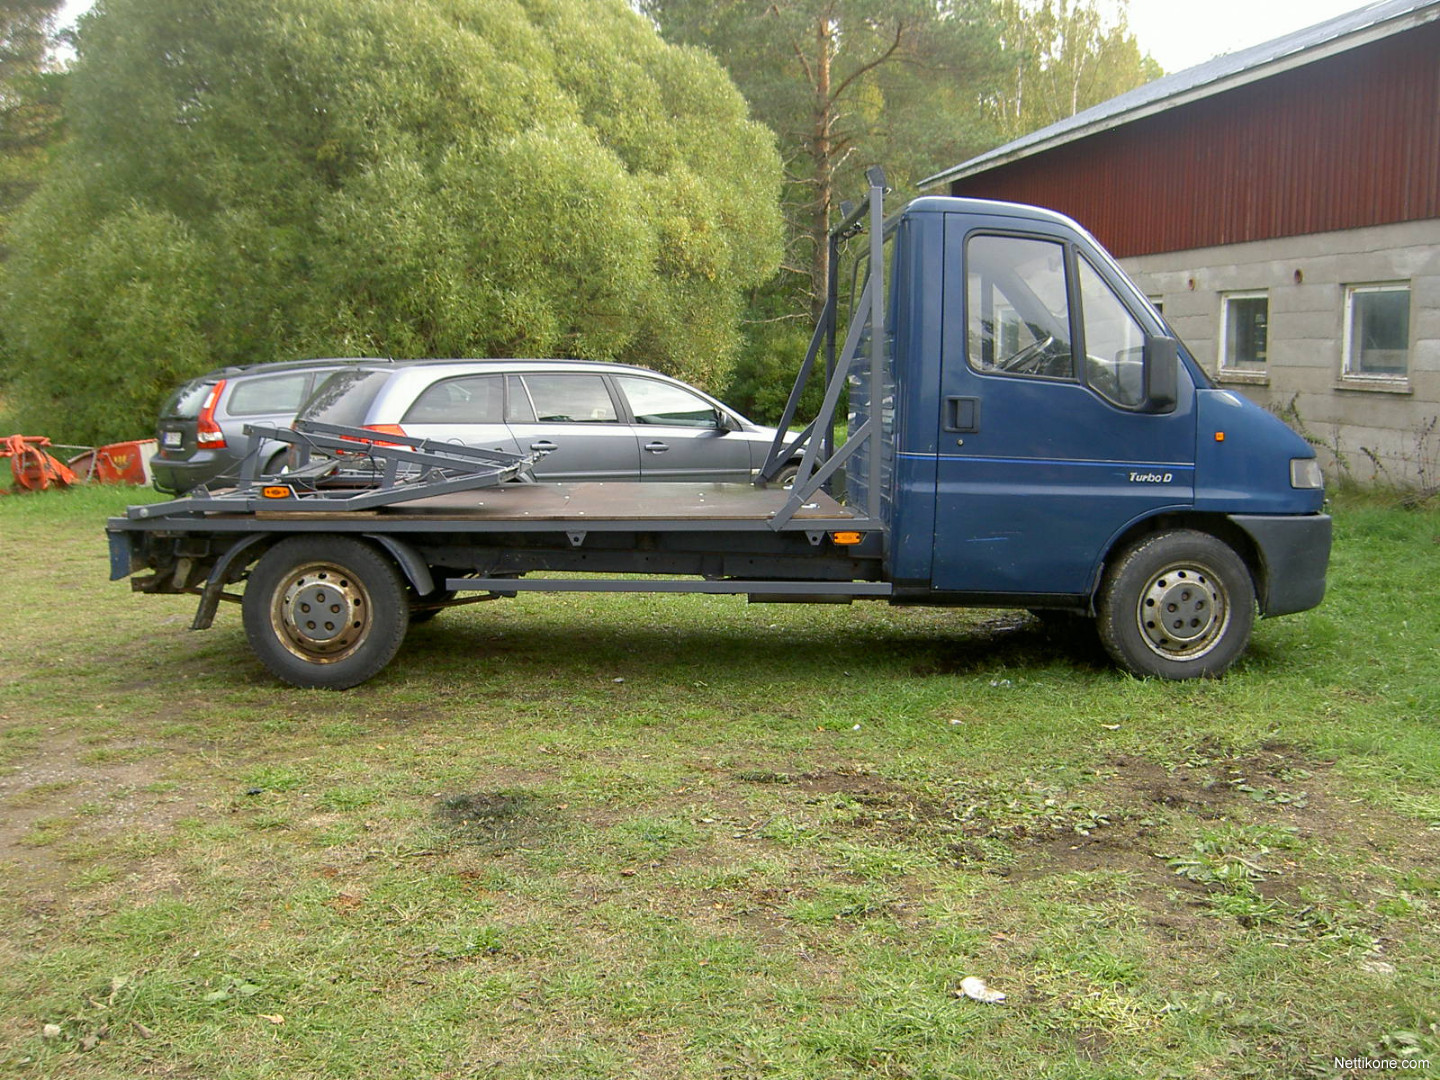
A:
[242,536,408,689]
[1097,530,1255,680]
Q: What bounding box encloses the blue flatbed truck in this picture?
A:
[107,172,1331,689]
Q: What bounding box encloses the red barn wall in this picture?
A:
[948,19,1440,258]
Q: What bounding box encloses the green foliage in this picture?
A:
[1,0,782,444]
[0,1,65,249]
[645,0,1008,314]
[989,0,1162,138]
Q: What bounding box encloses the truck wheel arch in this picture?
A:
[1092,513,1261,614]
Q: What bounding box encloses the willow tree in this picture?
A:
[2,0,781,444]
[0,0,64,257]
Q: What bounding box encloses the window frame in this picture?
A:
[1217,290,1269,377]
[613,375,724,429]
[514,372,622,424]
[963,231,1079,386]
[225,371,316,417]
[1342,282,1411,383]
[400,373,507,426]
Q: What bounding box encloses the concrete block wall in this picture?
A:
[1123,218,1440,487]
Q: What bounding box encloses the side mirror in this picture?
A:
[1143,335,1179,414]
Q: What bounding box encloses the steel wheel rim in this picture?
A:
[269,561,371,664]
[1135,561,1230,661]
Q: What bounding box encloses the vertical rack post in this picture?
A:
[865,167,885,524]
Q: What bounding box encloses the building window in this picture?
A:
[1344,284,1410,379]
[1219,292,1268,373]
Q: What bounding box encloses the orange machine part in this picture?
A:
[2,435,79,492]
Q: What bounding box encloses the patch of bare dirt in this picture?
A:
[0,731,201,885]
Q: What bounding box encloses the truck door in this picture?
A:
[932,221,1196,596]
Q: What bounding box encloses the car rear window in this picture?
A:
[227,372,313,417]
[299,369,392,429]
[160,377,217,420]
[401,375,504,424]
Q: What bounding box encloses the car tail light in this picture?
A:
[363,424,408,441]
[336,424,408,452]
[196,380,227,448]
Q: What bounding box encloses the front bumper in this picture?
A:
[1229,513,1332,617]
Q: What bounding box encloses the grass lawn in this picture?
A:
[1,485,1437,1078]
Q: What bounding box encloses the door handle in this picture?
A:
[530,440,557,454]
[643,441,670,454]
[944,397,981,433]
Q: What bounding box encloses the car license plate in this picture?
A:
[162,430,183,448]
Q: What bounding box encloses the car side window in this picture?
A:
[519,374,618,423]
[401,375,504,424]
[614,376,720,428]
[227,373,312,416]
[966,234,1075,380]
[1077,257,1147,408]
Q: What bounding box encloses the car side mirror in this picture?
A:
[715,411,736,432]
[1143,335,1179,414]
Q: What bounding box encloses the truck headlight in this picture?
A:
[1290,458,1324,489]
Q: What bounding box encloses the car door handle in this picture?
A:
[643,441,669,453]
[944,396,981,433]
[530,440,557,454]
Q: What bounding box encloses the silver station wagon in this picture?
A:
[297,360,801,485]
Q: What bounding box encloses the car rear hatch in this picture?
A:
[155,376,222,460]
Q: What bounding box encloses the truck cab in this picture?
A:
[858,196,1329,676]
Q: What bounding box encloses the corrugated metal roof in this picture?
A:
[921,0,1440,188]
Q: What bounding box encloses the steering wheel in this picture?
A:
[996,333,1055,373]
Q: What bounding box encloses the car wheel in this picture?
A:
[1097,530,1255,680]
[773,463,800,489]
[242,535,407,689]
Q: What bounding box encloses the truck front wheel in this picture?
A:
[1097,530,1255,680]
[242,536,408,689]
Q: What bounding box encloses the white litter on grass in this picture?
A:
[958,976,1006,1004]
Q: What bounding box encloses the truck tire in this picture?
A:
[1096,530,1255,680]
[242,536,408,689]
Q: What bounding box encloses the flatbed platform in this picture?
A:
[120,482,868,534]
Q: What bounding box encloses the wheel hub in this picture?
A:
[1138,566,1226,657]
[275,567,369,658]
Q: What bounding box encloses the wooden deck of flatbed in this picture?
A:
[247,481,858,526]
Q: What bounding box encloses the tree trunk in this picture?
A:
[809,12,833,322]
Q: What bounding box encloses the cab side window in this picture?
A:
[966,235,1074,380]
[1078,258,1147,408]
